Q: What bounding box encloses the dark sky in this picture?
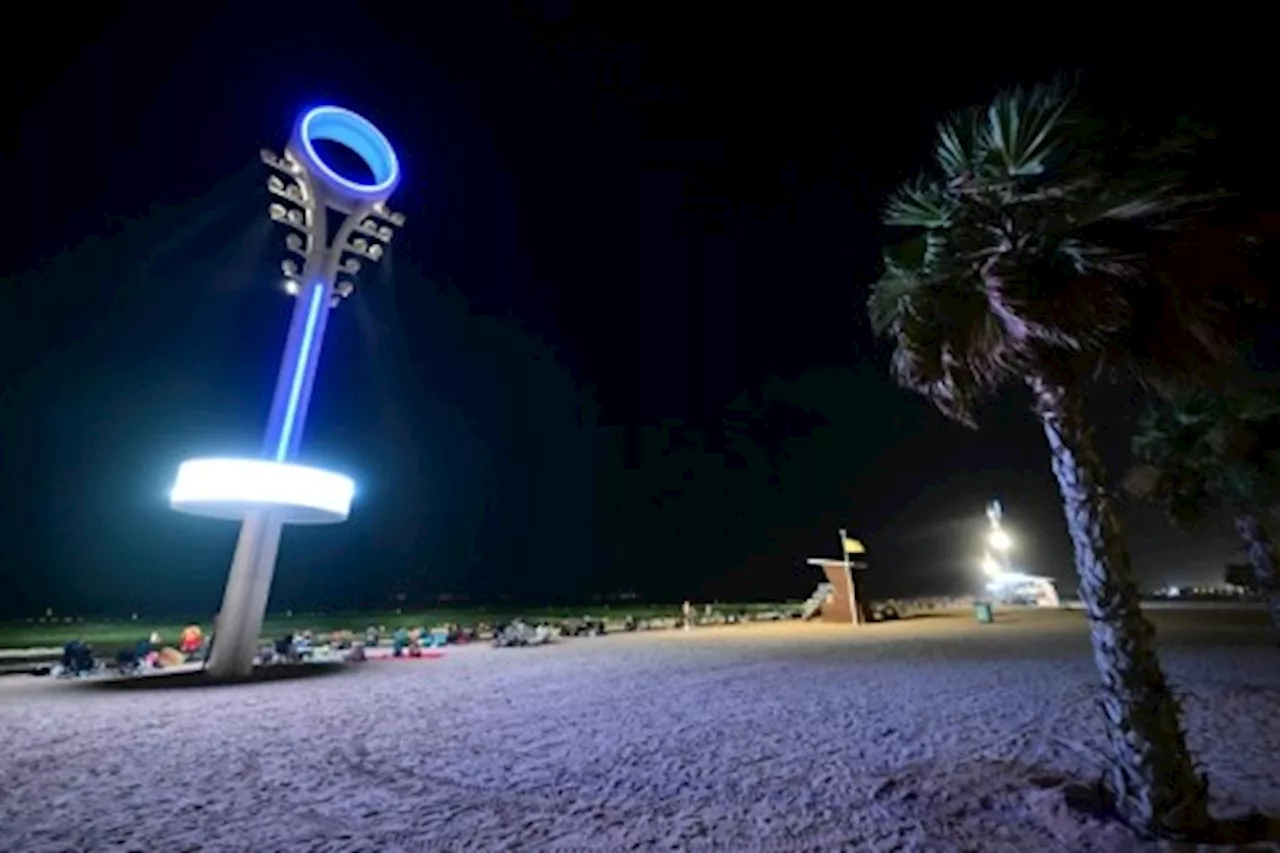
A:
[0,6,1257,617]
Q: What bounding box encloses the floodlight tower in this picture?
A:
[169,106,405,679]
[983,498,1013,577]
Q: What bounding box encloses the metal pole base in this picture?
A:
[207,510,284,680]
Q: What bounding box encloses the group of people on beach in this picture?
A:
[51,604,747,678]
[58,621,212,677]
[244,623,476,665]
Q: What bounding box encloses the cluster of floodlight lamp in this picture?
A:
[261,108,405,307]
[168,105,405,679]
[980,499,1014,578]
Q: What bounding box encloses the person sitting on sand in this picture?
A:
[61,640,94,676]
[392,627,409,657]
[178,624,204,656]
[60,640,76,672]
[365,626,380,648]
[115,634,154,673]
[274,633,294,663]
[114,647,136,672]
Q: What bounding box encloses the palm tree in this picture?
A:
[1125,387,1280,637]
[867,78,1273,837]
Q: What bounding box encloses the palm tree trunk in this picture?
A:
[1232,513,1280,639]
[1028,374,1208,837]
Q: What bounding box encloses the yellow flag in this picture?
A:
[842,537,865,554]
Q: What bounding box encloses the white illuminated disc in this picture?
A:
[170,457,354,524]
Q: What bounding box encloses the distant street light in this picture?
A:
[978,497,1060,607]
[981,498,1014,580]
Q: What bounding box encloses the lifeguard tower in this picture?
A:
[802,529,873,624]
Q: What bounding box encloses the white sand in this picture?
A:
[2,609,1278,852]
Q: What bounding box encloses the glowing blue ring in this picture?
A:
[297,106,400,197]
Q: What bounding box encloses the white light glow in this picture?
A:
[170,457,354,524]
[988,529,1013,551]
[981,555,1002,576]
[987,570,1038,586]
[984,571,1061,608]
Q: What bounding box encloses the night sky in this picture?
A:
[0,7,1260,617]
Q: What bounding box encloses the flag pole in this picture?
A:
[839,527,860,625]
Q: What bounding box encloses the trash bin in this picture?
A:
[974,601,994,624]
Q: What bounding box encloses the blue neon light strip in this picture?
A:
[275,283,326,461]
[299,106,400,197]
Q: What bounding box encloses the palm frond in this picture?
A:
[1085,192,1185,224]
[870,246,1022,425]
[1129,387,1280,522]
[984,78,1077,177]
[867,263,917,336]
[1055,239,1141,279]
[1113,219,1265,387]
[883,178,954,228]
[935,106,987,179]
[889,344,980,427]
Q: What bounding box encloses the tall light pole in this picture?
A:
[169,106,405,679]
[983,498,1013,579]
[838,527,854,622]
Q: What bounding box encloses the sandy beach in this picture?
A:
[2,608,1277,852]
